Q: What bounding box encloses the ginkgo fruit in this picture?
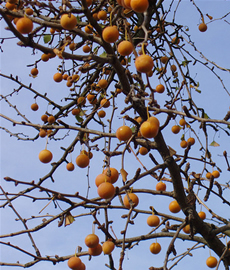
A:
[16,17,33,34]
[30,67,38,76]
[85,234,99,248]
[171,125,180,134]
[66,162,75,171]
[117,40,134,56]
[39,149,53,163]
[53,72,63,83]
[198,211,206,220]
[147,215,160,227]
[31,103,39,111]
[102,26,119,43]
[88,243,102,256]
[95,173,111,187]
[169,200,181,213]
[76,154,90,168]
[67,256,82,270]
[140,120,158,138]
[103,167,119,184]
[60,13,77,30]
[206,256,217,268]
[135,54,154,73]
[130,0,149,13]
[116,126,133,141]
[97,182,115,199]
[156,181,166,191]
[123,193,139,208]
[199,23,207,32]
[155,84,165,93]
[102,240,115,254]
[139,146,149,155]
[149,242,161,254]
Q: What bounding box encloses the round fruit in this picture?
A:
[5,2,16,10]
[85,233,99,248]
[77,97,86,106]
[172,36,180,45]
[183,224,190,234]
[41,114,48,122]
[140,121,158,138]
[100,98,110,108]
[179,118,186,127]
[206,256,217,268]
[102,26,119,43]
[97,10,107,20]
[39,149,53,163]
[95,173,111,187]
[53,72,63,83]
[117,40,134,56]
[98,79,108,88]
[39,129,47,138]
[66,162,75,171]
[88,243,102,256]
[30,67,38,76]
[60,13,77,30]
[206,172,212,179]
[85,24,93,34]
[155,84,165,93]
[98,110,106,118]
[97,182,115,199]
[139,146,148,155]
[25,8,33,15]
[149,242,161,254]
[76,154,90,168]
[123,193,139,208]
[48,115,55,124]
[130,0,149,13]
[212,170,220,178]
[31,103,39,111]
[103,167,119,184]
[82,45,91,53]
[187,137,195,145]
[156,181,166,191]
[135,54,154,73]
[116,126,133,141]
[169,200,181,213]
[148,117,160,128]
[160,56,168,64]
[41,53,49,62]
[171,64,177,72]
[171,125,180,134]
[180,140,187,148]
[67,256,82,270]
[16,17,33,34]
[72,108,81,115]
[198,211,206,220]
[147,215,160,227]
[199,23,207,32]
[102,240,115,254]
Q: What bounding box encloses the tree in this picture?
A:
[0,0,230,269]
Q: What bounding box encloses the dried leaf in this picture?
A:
[210,141,220,147]
[120,168,128,182]
[65,213,75,226]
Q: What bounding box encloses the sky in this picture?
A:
[1,1,230,270]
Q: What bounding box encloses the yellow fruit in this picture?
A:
[102,240,115,254]
[85,234,99,248]
[147,215,160,227]
[95,173,111,187]
[206,256,217,268]
[97,182,115,199]
[117,40,134,56]
[60,13,77,30]
[130,0,149,13]
[102,26,119,43]
[140,121,158,138]
[67,256,82,270]
[149,242,161,254]
[76,154,90,168]
[103,167,119,184]
[16,17,33,34]
[116,126,133,141]
[88,243,102,256]
[169,200,180,213]
[135,54,154,73]
[39,149,53,163]
[123,193,139,208]
[212,170,220,178]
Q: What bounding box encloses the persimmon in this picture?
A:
[198,211,206,220]
[30,67,38,76]
[180,140,187,148]
[169,200,181,213]
[212,170,220,178]
[183,224,190,234]
[116,125,133,141]
[16,17,33,34]
[98,110,106,118]
[39,149,53,163]
[199,23,207,32]
[31,103,39,111]
[130,0,149,13]
[206,256,217,268]
[85,234,99,248]
[135,54,154,73]
[72,108,81,115]
[95,173,111,187]
[156,181,166,191]
[48,115,55,124]
[171,125,180,134]
[88,243,102,256]
[100,98,110,108]
[66,162,75,171]
[41,114,48,123]
[97,10,107,20]
[140,121,158,138]
[102,26,119,43]
[139,146,149,155]
[103,167,119,184]
[67,256,82,269]
[60,13,77,30]
[149,242,161,254]
[82,45,91,53]
[187,137,195,145]
[117,41,134,56]
[76,154,90,168]
[102,240,115,254]
[98,79,108,89]
[53,72,63,83]
[123,193,139,208]
[147,215,160,227]
[97,182,115,199]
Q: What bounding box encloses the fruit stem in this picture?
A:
[92,223,95,234]
[141,43,146,55]
[45,134,49,150]
[147,105,150,119]
[39,196,54,214]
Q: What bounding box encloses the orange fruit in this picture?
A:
[140,121,158,138]
[160,56,168,64]
[100,98,110,108]
[206,172,212,179]
[48,115,55,124]
[41,53,49,62]
[212,170,220,178]
[85,234,99,248]
[30,67,38,76]
[135,54,154,73]
[117,40,134,56]
[97,10,107,20]
[123,193,139,208]
[149,242,161,254]
[98,110,106,118]
[156,181,166,191]
[77,96,86,106]
[31,103,39,111]
[98,79,108,88]
[72,108,81,115]
[5,2,16,10]
[130,0,149,13]
[187,137,195,145]
[171,64,177,72]
[147,215,160,227]
[103,167,119,184]
[199,23,207,32]
[60,13,77,30]
[85,0,93,6]
[88,243,102,256]
[172,36,180,45]
[148,116,160,128]
[39,149,53,163]
[155,84,165,93]
[41,114,48,123]
[87,93,96,102]
[78,262,86,270]
[198,211,206,220]
[25,8,33,15]
[16,17,33,34]
[206,256,217,268]
[82,45,91,53]
[85,24,93,34]
[169,200,180,213]
[180,140,187,148]
[76,154,90,168]
[102,240,115,254]
[183,224,190,234]
[171,125,180,134]
[66,162,75,171]
[67,256,82,269]
[179,118,186,127]
[102,26,119,43]
[116,125,133,141]
[139,146,148,155]
[95,173,111,187]
[39,129,47,138]
[97,182,115,199]
[53,72,63,82]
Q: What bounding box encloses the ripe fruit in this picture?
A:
[31,103,39,111]
[199,23,207,32]
[60,13,77,30]
[76,154,90,168]
[179,118,186,127]
[183,224,190,234]
[41,53,49,62]
[206,172,212,179]
[156,181,166,191]
[123,193,139,208]
[41,114,48,123]
[172,36,180,45]
[171,64,177,72]
[198,211,206,220]
[140,121,158,138]
[130,0,149,13]
[66,162,75,171]
[98,79,108,88]
[100,98,110,108]
[82,45,91,53]
[169,200,181,213]
[39,149,53,163]
[180,140,187,148]
[85,24,93,34]
[102,240,115,254]
[95,173,111,187]
[187,137,195,145]
[139,146,148,155]
[25,8,33,15]
[103,167,119,184]
[88,243,102,256]
[148,117,160,128]
[85,234,99,248]
[30,67,38,76]
[72,108,81,115]
[160,56,168,64]
[16,17,33,34]
[149,242,161,254]
[48,115,55,124]
[67,256,82,269]
[77,97,86,106]
[53,72,63,83]
[147,215,160,227]
[102,26,119,43]
[135,55,154,73]
[97,10,107,20]
[117,41,134,56]
[206,256,217,268]
[97,182,115,199]
[5,2,16,10]
[171,125,180,134]
[116,126,133,141]
[212,170,220,178]
[155,84,165,93]
[98,110,106,118]
[78,262,86,270]
[39,129,47,138]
